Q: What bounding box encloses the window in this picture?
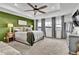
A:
[56,17,62,28]
[38,22,41,27]
[45,18,52,37]
[56,16,62,38]
[38,20,41,27]
[45,22,52,27]
[45,18,52,27]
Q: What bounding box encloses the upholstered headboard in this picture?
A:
[13,27,32,32]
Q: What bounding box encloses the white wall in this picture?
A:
[64,14,72,22]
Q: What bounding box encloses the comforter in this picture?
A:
[15,31,44,46]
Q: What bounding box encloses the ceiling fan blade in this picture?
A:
[38,5,47,9]
[34,11,37,15]
[24,10,34,12]
[38,10,46,13]
[27,3,35,8]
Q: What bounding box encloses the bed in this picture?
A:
[15,31,44,46]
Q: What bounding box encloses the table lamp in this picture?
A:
[30,25,33,28]
[8,23,13,33]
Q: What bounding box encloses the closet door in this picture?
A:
[45,18,52,37]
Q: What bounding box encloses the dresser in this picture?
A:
[69,34,79,54]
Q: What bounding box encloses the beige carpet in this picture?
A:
[8,38,69,55]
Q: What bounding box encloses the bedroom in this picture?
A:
[0,3,79,55]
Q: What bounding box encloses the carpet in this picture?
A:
[8,38,69,55]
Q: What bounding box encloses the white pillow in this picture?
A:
[14,27,23,32]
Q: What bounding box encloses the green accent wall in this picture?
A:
[0,11,34,41]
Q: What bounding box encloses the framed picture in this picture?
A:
[18,20,27,25]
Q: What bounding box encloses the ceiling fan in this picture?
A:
[24,3,47,15]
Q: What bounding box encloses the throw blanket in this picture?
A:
[27,32,35,46]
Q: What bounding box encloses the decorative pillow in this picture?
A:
[24,27,32,31]
[28,27,32,31]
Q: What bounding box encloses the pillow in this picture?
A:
[14,29,21,32]
[25,27,32,31]
[28,27,32,31]
[14,27,32,32]
[14,27,23,32]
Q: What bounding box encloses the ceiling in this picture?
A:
[0,3,78,19]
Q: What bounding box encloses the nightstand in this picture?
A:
[5,32,15,43]
[77,51,79,55]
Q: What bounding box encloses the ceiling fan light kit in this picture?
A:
[24,3,47,15]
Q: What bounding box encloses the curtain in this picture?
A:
[36,20,38,30]
[41,18,46,36]
[52,17,56,38]
[61,15,65,39]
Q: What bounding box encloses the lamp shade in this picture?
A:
[30,25,33,28]
[8,23,13,27]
